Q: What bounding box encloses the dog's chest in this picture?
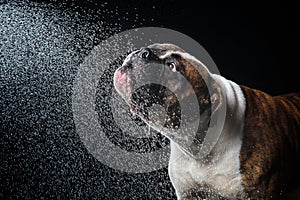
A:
[169,141,245,198]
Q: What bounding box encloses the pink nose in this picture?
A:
[114,70,122,84]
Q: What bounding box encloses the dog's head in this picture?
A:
[114,43,222,144]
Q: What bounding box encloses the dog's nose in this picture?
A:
[139,47,151,59]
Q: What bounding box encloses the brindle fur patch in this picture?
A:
[240,86,300,199]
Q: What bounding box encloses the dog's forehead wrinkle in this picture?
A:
[158,51,175,60]
[158,51,210,71]
[148,43,182,50]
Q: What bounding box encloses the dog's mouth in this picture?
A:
[115,76,181,129]
[131,83,182,129]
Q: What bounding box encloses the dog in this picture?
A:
[113,43,300,199]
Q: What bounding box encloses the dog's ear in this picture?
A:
[194,63,223,116]
[197,63,223,115]
[210,80,223,115]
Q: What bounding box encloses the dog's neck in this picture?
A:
[171,74,246,163]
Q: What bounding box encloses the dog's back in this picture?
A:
[240,86,300,199]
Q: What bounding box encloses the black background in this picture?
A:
[72,0,300,95]
[1,0,299,199]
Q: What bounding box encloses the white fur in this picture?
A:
[118,47,247,198]
[168,74,246,199]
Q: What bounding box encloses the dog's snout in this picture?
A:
[121,47,158,70]
[122,62,132,70]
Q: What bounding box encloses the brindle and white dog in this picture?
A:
[113,43,300,199]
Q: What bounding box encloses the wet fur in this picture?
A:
[114,43,300,199]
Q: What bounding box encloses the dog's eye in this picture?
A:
[167,62,176,72]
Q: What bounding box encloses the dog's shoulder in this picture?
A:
[240,86,300,152]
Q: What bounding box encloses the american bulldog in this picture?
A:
[113,43,300,199]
